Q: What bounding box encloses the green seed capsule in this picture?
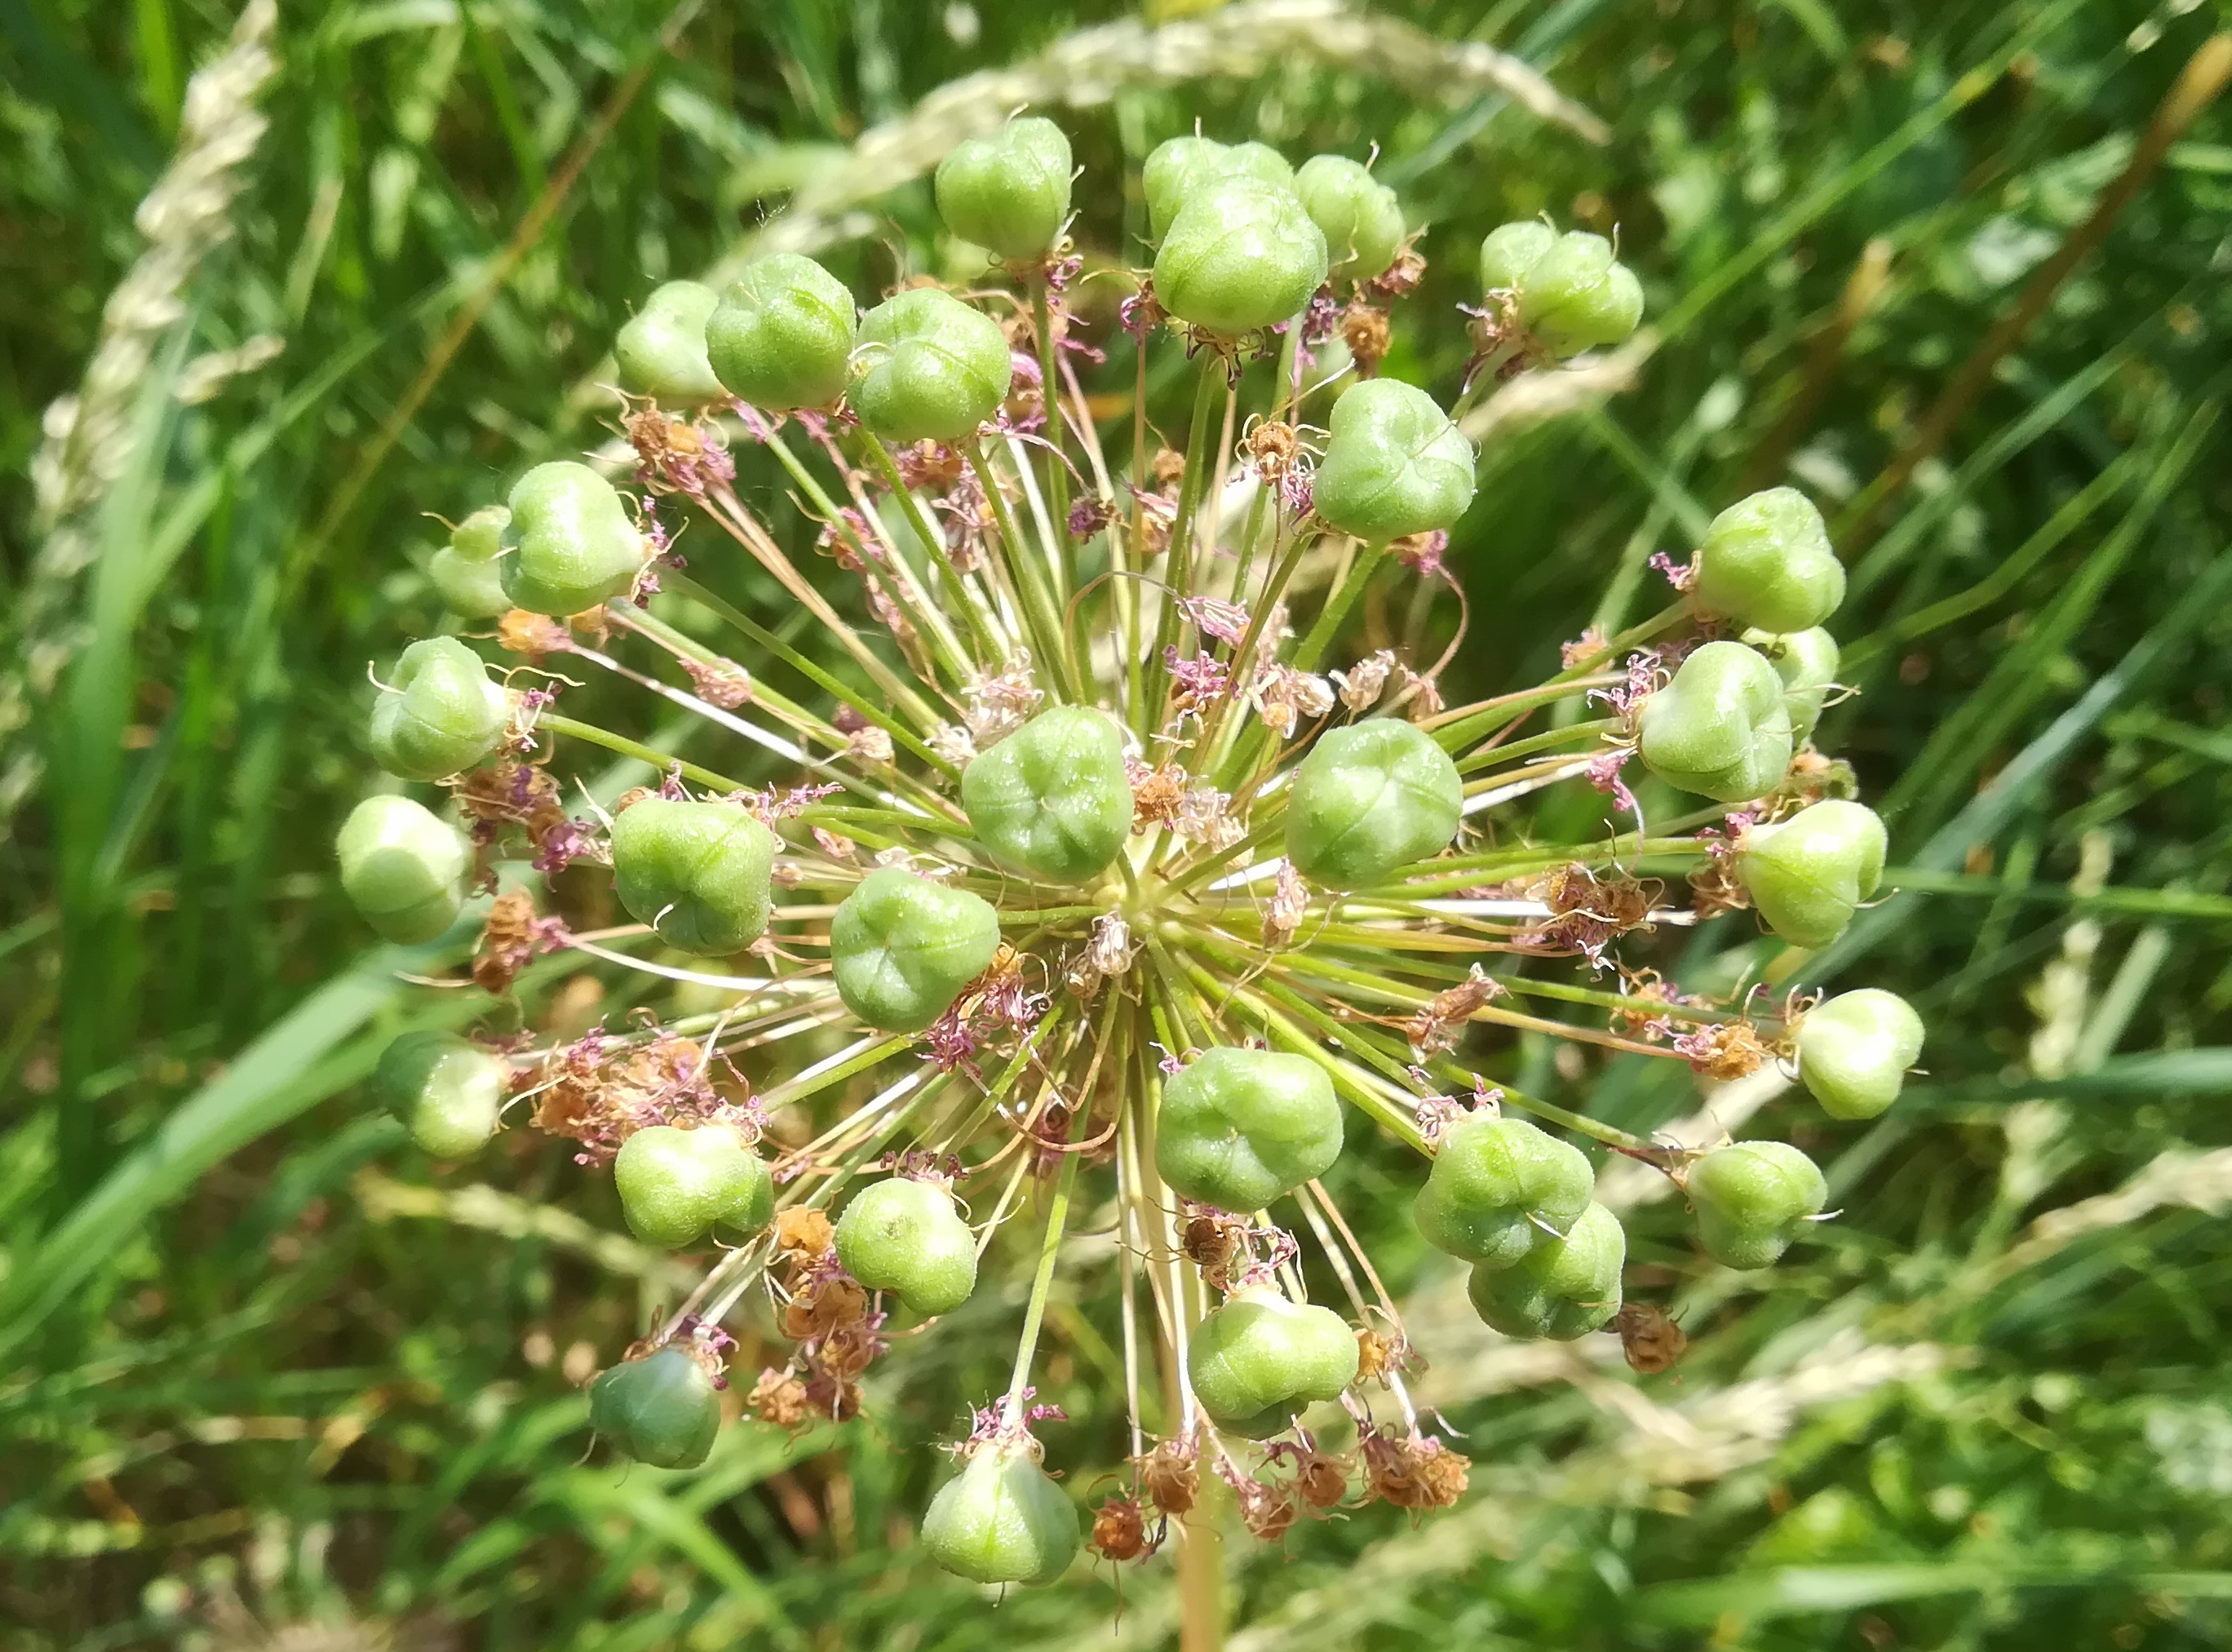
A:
[374,1030,506,1158]
[1155,1047,1344,1212]
[1142,135,1294,240]
[1154,179,1329,336]
[368,637,510,782]
[1694,487,1844,633]
[1738,798,1887,950]
[1188,1287,1360,1437]
[613,1123,775,1248]
[1479,220,1557,291]
[705,253,857,412]
[850,288,1013,445]
[589,1347,721,1470]
[500,461,645,618]
[1797,988,1924,1121]
[615,279,724,404]
[1311,379,1476,543]
[1464,1201,1625,1340]
[961,706,1132,884]
[934,116,1073,263]
[829,867,1002,1032]
[428,505,512,618]
[1284,718,1464,890]
[1743,625,1840,742]
[1689,1140,1826,1269]
[1636,640,1794,803]
[609,798,777,954]
[1414,1114,1594,1268]
[922,1440,1081,1586]
[834,1176,978,1316]
[1293,155,1405,282]
[336,795,467,945]
[1516,231,1644,356]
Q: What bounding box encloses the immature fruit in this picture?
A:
[1413,1114,1594,1267]
[1515,231,1644,356]
[1187,1287,1360,1437]
[427,505,512,618]
[1738,799,1887,949]
[923,1440,1081,1585]
[1479,220,1556,290]
[706,253,857,411]
[1154,180,1329,335]
[1689,1140,1827,1269]
[1156,1047,1342,1211]
[851,288,1013,445]
[961,706,1131,884]
[500,461,645,617]
[613,1123,774,1248]
[336,795,467,945]
[1465,1201,1625,1340]
[375,1030,505,1158]
[829,867,1002,1032]
[589,1347,721,1470]
[1694,487,1844,633]
[368,637,509,782]
[610,798,777,954]
[935,116,1073,262]
[835,1176,977,1316]
[1636,640,1794,803]
[1312,379,1476,543]
[1797,988,1924,1121]
[615,280,724,404]
[1294,154,1405,282]
[1743,625,1840,742]
[1284,718,1464,890]
[1142,135,1294,239]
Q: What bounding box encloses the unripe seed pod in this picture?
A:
[1796,988,1924,1120]
[1285,718,1463,890]
[1479,220,1556,291]
[1688,1140,1826,1269]
[428,505,512,618]
[1464,1200,1625,1340]
[705,253,857,412]
[1155,1047,1343,1211]
[1414,1114,1594,1268]
[1188,1287,1360,1437]
[934,116,1073,263]
[589,1347,721,1470]
[1154,179,1328,335]
[1693,487,1844,633]
[1515,231,1644,356]
[368,637,510,782]
[1312,379,1476,543]
[1142,135,1294,240]
[615,280,724,405]
[1743,625,1840,742]
[835,1176,978,1316]
[610,798,777,954]
[961,706,1132,884]
[922,1440,1081,1585]
[336,795,467,945]
[613,1123,774,1248]
[850,288,1013,445]
[500,461,645,618]
[1635,639,1794,803]
[830,867,1002,1033]
[1738,798,1886,949]
[375,1030,505,1158]
[1294,155,1405,282]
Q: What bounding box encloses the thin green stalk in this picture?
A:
[1292,538,1384,672]
[965,436,1081,700]
[856,429,1008,666]
[1145,351,1233,737]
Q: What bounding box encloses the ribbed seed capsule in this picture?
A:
[1312,379,1476,543]
[427,504,512,618]
[1694,487,1844,633]
[1294,154,1405,282]
[615,279,724,404]
[834,1177,977,1317]
[367,637,509,782]
[1189,1287,1360,1437]
[609,798,777,954]
[1688,1141,1827,1269]
[960,706,1132,884]
[375,1030,506,1158]
[1284,718,1463,890]
[588,1347,721,1470]
[1797,988,1924,1120]
[1738,798,1887,949]
[706,253,857,411]
[1155,1047,1344,1211]
[500,461,645,618]
[829,867,1001,1032]
[1636,640,1794,803]
[1743,625,1841,742]
[1142,135,1293,240]
[934,116,1073,262]
[850,288,1013,445]
[1479,220,1557,291]
[1414,1114,1594,1268]
[335,795,467,945]
[613,1123,774,1248]
[1515,231,1645,356]
[1154,179,1329,335]
[922,1441,1081,1585]
[1465,1200,1625,1340]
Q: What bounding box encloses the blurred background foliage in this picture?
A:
[7,0,2232,1647]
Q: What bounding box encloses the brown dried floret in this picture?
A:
[774,1206,835,1259]
[1140,1436,1199,1518]
[1361,1429,1468,1511]
[1088,1494,1158,1562]
[498,609,572,659]
[474,888,540,995]
[1610,1302,1689,1375]
[1405,963,1505,1055]
[1289,1449,1350,1510]
[1339,301,1392,377]
[1521,861,1663,959]
[747,1367,812,1428]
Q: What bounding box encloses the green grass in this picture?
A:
[5,0,2232,1647]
